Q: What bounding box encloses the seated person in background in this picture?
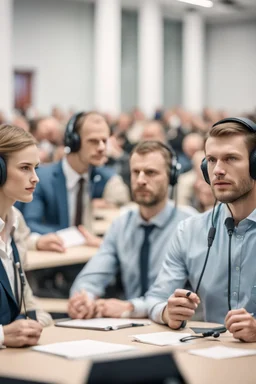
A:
[141,120,166,144]
[147,117,256,342]
[68,141,192,319]
[0,124,52,348]
[19,111,130,247]
[193,150,215,212]
[29,116,63,163]
[176,133,205,206]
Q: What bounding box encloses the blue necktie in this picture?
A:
[140,225,155,296]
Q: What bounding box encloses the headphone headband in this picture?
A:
[212,117,256,133]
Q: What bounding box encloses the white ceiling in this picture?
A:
[121,0,256,22]
[66,0,256,22]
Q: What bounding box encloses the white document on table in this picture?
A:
[32,339,136,359]
[188,345,256,359]
[131,331,192,346]
[56,226,86,248]
[55,318,151,331]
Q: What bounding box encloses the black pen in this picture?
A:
[131,323,145,327]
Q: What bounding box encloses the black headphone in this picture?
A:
[0,156,7,186]
[64,112,87,153]
[201,117,256,185]
[156,142,180,187]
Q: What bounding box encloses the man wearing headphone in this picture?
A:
[68,141,191,319]
[147,117,256,342]
[21,111,130,244]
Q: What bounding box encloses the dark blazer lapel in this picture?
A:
[0,259,19,310]
[53,161,69,228]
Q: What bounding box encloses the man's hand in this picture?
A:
[95,299,134,318]
[68,291,96,319]
[162,289,200,329]
[36,233,65,253]
[3,319,43,347]
[78,226,103,248]
[225,308,256,342]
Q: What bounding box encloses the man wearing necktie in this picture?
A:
[68,141,193,319]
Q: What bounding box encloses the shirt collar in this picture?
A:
[0,207,19,237]
[246,209,256,223]
[62,157,88,190]
[134,200,175,228]
[222,204,256,224]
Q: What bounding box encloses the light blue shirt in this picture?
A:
[147,204,256,324]
[70,200,191,317]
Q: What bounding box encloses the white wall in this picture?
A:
[13,0,256,115]
[13,0,94,114]
[206,21,256,114]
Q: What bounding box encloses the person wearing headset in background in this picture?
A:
[68,141,192,319]
[18,111,130,298]
[0,124,52,348]
[19,111,130,248]
[147,117,256,342]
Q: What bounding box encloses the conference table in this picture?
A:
[1,321,255,384]
[24,246,98,271]
[24,207,122,272]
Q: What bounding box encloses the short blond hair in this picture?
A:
[208,121,256,154]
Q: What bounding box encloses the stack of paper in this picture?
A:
[131,331,192,346]
[56,226,86,248]
[32,339,137,359]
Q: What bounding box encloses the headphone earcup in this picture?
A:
[0,156,7,186]
[169,164,178,187]
[64,112,84,153]
[249,150,256,180]
[201,158,210,185]
[68,132,81,153]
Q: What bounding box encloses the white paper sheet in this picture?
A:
[56,226,86,248]
[131,331,192,346]
[188,345,256,359]
[32,339,136,359]
[56,318,151,331]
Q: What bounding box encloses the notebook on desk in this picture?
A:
[55,318,151,331]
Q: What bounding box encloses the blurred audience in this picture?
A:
[29,117,64,162]
[141,120,166,143]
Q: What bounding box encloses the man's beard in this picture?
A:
[212,178,254,204]
[132,189,162,207]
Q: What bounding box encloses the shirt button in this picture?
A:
[236,267,240,271]
[233,292,237,296]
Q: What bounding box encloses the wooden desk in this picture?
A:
[0,321,256,384]
[35,298,68,314]
[93,208,121,222]
[93,208,121,235]
[25,246,98,271]
[24,208,122,271]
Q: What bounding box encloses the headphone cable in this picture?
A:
[224,215,235,311]
[195,199,218,294]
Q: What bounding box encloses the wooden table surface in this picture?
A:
[24,245,98,271]
[1,321,256,384]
